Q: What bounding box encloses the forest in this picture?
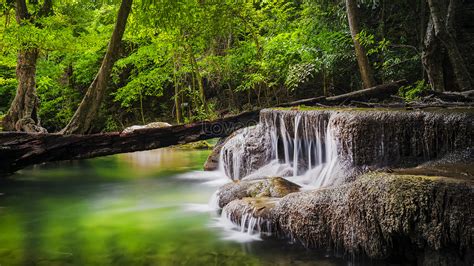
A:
[0,1,473,265]
[1,0,471,134]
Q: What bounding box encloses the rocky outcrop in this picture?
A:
[218,173,473,264]
[214,108,473,264]
[329,109,473,168]
[217,108,473,183]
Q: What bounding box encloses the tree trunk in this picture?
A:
[3,49,46,132]
[2,0,48,133]
[345,0,376,89]
[427,0,472,91]
[61,0,133,134]
[422,18,446,92]
[173,59,182,124]
[188,46,206,108]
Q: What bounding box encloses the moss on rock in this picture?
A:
[276,173,473,260]
[221,172,473,263]
[216,177,300,208]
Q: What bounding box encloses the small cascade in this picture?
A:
[220,110,344,187]
[212,108,473,244]
[216,205,273,242]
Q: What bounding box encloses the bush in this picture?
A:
[399,80,430,101]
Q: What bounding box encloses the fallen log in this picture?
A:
[276,80,407,107]
[0,110,259,175]
[423,90,474,102]
[324,79,407,103]
[0,80,411,175]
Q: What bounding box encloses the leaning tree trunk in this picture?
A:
[2,0,48,133]
[422,18,446,92]
[61,0,133,134]
[427,0,472,91]
[345,0,376,89]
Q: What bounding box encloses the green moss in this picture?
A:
[172,140,213,150]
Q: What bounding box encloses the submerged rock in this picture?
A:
[216,177,300,208]
[222,172,473,263]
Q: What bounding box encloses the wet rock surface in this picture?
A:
[223,197,279,235]
[215,108,474,265]
[203,138,226,171]
[220,125,273,179]
[216,177,300,208]
[216,108,472,184]
[329,109,474,168]
[219,173,473,263]
[262,108,473,169]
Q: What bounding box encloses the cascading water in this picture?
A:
[215,110,348,240]
[212,108,473,242]
[220,110,345,188]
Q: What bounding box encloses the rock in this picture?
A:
[216,177,300,208]
[247,176,301,198]
[329,109,474,168]
[221,173,473,263]
[122,122,172,133]
[220,125,273,179]
[223,197,279,235]
[203,137,226,171]
[276,173,473,260]
[224,108,473,184]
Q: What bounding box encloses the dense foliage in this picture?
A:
[0,0,470,132]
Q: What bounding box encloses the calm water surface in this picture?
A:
[0,149,358,266]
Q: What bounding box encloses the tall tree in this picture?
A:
[345,0,376,89]
[424,0,472,91]
[422,18,445,92]
[61,0,133,134]
[2,0,52,132]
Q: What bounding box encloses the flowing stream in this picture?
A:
[0,148,353,266]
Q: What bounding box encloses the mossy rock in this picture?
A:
[221,172,473,263]
[216,177,300,208]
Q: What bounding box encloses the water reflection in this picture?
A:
[0,148,357,266]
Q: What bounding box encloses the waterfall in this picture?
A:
[213,108,473,242]
[220,110,344,188]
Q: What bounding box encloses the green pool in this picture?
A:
[0,149,353,266]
